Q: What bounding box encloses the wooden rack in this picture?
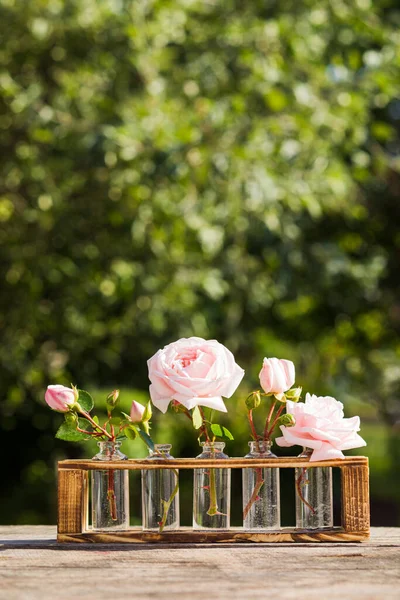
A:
[57,456,369,543]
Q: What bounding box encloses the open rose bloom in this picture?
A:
[148,337,244,413]
[276,393,366,461]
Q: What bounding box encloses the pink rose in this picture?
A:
[130,400,145,423]
[45,385,76,412]
[148,336,245,413]
[259,358,295,395]
[276,393,367,461]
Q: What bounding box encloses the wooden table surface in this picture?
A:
[0,526,398,599]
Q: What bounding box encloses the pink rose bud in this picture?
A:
[45,385,76,412]
[130,400,145,423]
[259,357,295,395]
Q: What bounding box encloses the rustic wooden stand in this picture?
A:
[57,456,369,543]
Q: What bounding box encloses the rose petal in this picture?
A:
[309,443,345,462]
[185,396,228,412]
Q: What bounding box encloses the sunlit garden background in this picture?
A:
[1,0,400,526]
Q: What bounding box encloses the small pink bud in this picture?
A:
[45,385,76,412]
[130,400,145,423]
[259,357,295,395]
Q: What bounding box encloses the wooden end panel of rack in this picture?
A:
[57,469,88,534]
[341,462,370,536]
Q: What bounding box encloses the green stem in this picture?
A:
[205,443,226,517]
[158,468,179,533]
[206,467,219,516]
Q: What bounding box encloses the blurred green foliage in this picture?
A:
[0,0,400,525]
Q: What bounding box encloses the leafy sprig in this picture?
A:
[245,386,301,444]
[55,387,154,451]
[172,401,234,443]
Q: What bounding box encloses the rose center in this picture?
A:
[174,349,199,369]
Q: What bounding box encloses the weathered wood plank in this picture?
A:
[57,469,87,534]
[1,527,398,600]
[58,456,368,470]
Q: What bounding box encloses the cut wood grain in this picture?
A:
[341,463,370,533]
[57,527,369,544]
[57,469,87,534]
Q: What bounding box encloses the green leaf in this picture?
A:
[55,422,91,442]
[90,415,104,433]
[142,400,152,422]
[77,389,94,413]
[137,428,154,451]
[192,405,203,430]
[125,426,137,440]
[77,417,92,431]
[221,426,234,441]
[121,412,132,421]
[109,416,122,426]
[211,424,234,441]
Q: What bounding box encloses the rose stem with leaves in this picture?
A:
[73,403,119,521]
[158,468,179,532]
[149,444,179,533]
[178,404,224,519]
[244,393,283,520]
[107,409,119,521]
[244,402,264,520]
[83,404,119,522]
[198,407,225,518]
